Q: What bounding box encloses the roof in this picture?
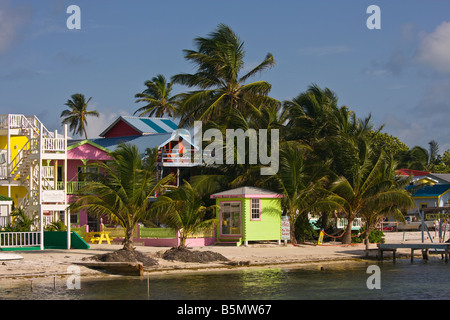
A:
[99,116,178,137]
[427,173,450,183]
[210,186,283,199]
[0,195,13,202]
[409,184,450,197]
[67,139,111,153]
[90,133,174,155]
[396,169,430,176]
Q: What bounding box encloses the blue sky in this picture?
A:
[1,0,450,152]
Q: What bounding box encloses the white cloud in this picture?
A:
[84,108,130,139]
[416,21,450,74]
[0,1,31,54]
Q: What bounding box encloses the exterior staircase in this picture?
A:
[0,114,67,227]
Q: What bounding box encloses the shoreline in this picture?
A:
[0,231,441,281]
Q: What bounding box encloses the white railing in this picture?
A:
[0,165,7,179]
[0,231,40,248]
[42,166,54,179]
[9,138,40,179]
[0,114,55,138]
[158,149,197,164]
[26,115,54,138]
[42,138,65,152]
[337,218,362,230]
[0,216,10,228]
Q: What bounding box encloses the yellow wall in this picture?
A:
[0,135,29,160]
[9,136,29,161]
[0,186,28,208]
[0,136,6,149]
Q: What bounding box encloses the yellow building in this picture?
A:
[0,114,69,250]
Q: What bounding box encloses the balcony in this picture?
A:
[157,148,200,167]
[58,181,88,194]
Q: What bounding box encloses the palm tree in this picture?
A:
[395,140,440,172]
[134,74,179,118]
[283,84,342,143]
[4,208,38,232]
[152,180,218,248]
[271,142,338,243]
[172,23,278,127]
[330,144,414,244]
[69,143,173,251]
[358,154,413,254]
[60,93,99,139]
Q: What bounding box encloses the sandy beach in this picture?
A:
[0,231,442,281]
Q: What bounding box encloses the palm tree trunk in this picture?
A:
[364,227,372,257]
[179,232,187,248]
[290,215,297,244]
[122,226,134,251]
[342,217,354,244]
[83,126,88,140]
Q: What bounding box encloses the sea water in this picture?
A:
[0,259,449,300]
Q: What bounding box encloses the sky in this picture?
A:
[1,0,450,153]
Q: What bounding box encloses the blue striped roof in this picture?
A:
[409,184,450,197]
[99,116,178,137]
[90,133,174,155]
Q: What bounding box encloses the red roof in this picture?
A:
[396,168,429,176]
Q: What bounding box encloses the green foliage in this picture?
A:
[45,220,67,232]
[353,229,385,244]
[366,131,409,157]
[172,23,278,127]
[134,74,179,118]
[151,180,218,248]
[70,143,173,251]
[294,214,318,242]
[60,93,99,139]
[4,208,37,232]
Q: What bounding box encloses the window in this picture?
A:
[420,203,428,209]
[221,202,241,235]
[70,213,78,224]
[251,198,260,220]
[78,166,99,181]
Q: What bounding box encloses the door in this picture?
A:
[220,202,241,236]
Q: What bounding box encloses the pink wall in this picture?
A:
[65,143,112,181]
[68,143,112,161]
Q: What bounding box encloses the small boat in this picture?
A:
[74,261,143,276]
[0,253,24,261]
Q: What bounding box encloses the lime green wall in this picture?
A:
[243,198,281,241]
[216,197,281,242]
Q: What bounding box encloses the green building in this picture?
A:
[211,187,283,246]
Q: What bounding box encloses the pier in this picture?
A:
[377,243,450,262]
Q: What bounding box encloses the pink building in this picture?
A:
[65,140,112,231]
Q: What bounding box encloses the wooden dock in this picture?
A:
[377,243,450,263]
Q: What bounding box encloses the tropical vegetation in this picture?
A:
[151,181,218,248]
[134,74,179,118]
[66,23,450,246]
[60,93,99,139]
[69,143,173,251]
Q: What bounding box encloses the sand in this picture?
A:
[0,231,442,281]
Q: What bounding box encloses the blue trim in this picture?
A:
[140,119,166,133]
[160,119,178,130]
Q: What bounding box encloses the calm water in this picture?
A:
[1,259,449,300]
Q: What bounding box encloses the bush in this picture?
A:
[295,215,319,242]
[353,229,385,244]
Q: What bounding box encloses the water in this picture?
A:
[1,259,449,300]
